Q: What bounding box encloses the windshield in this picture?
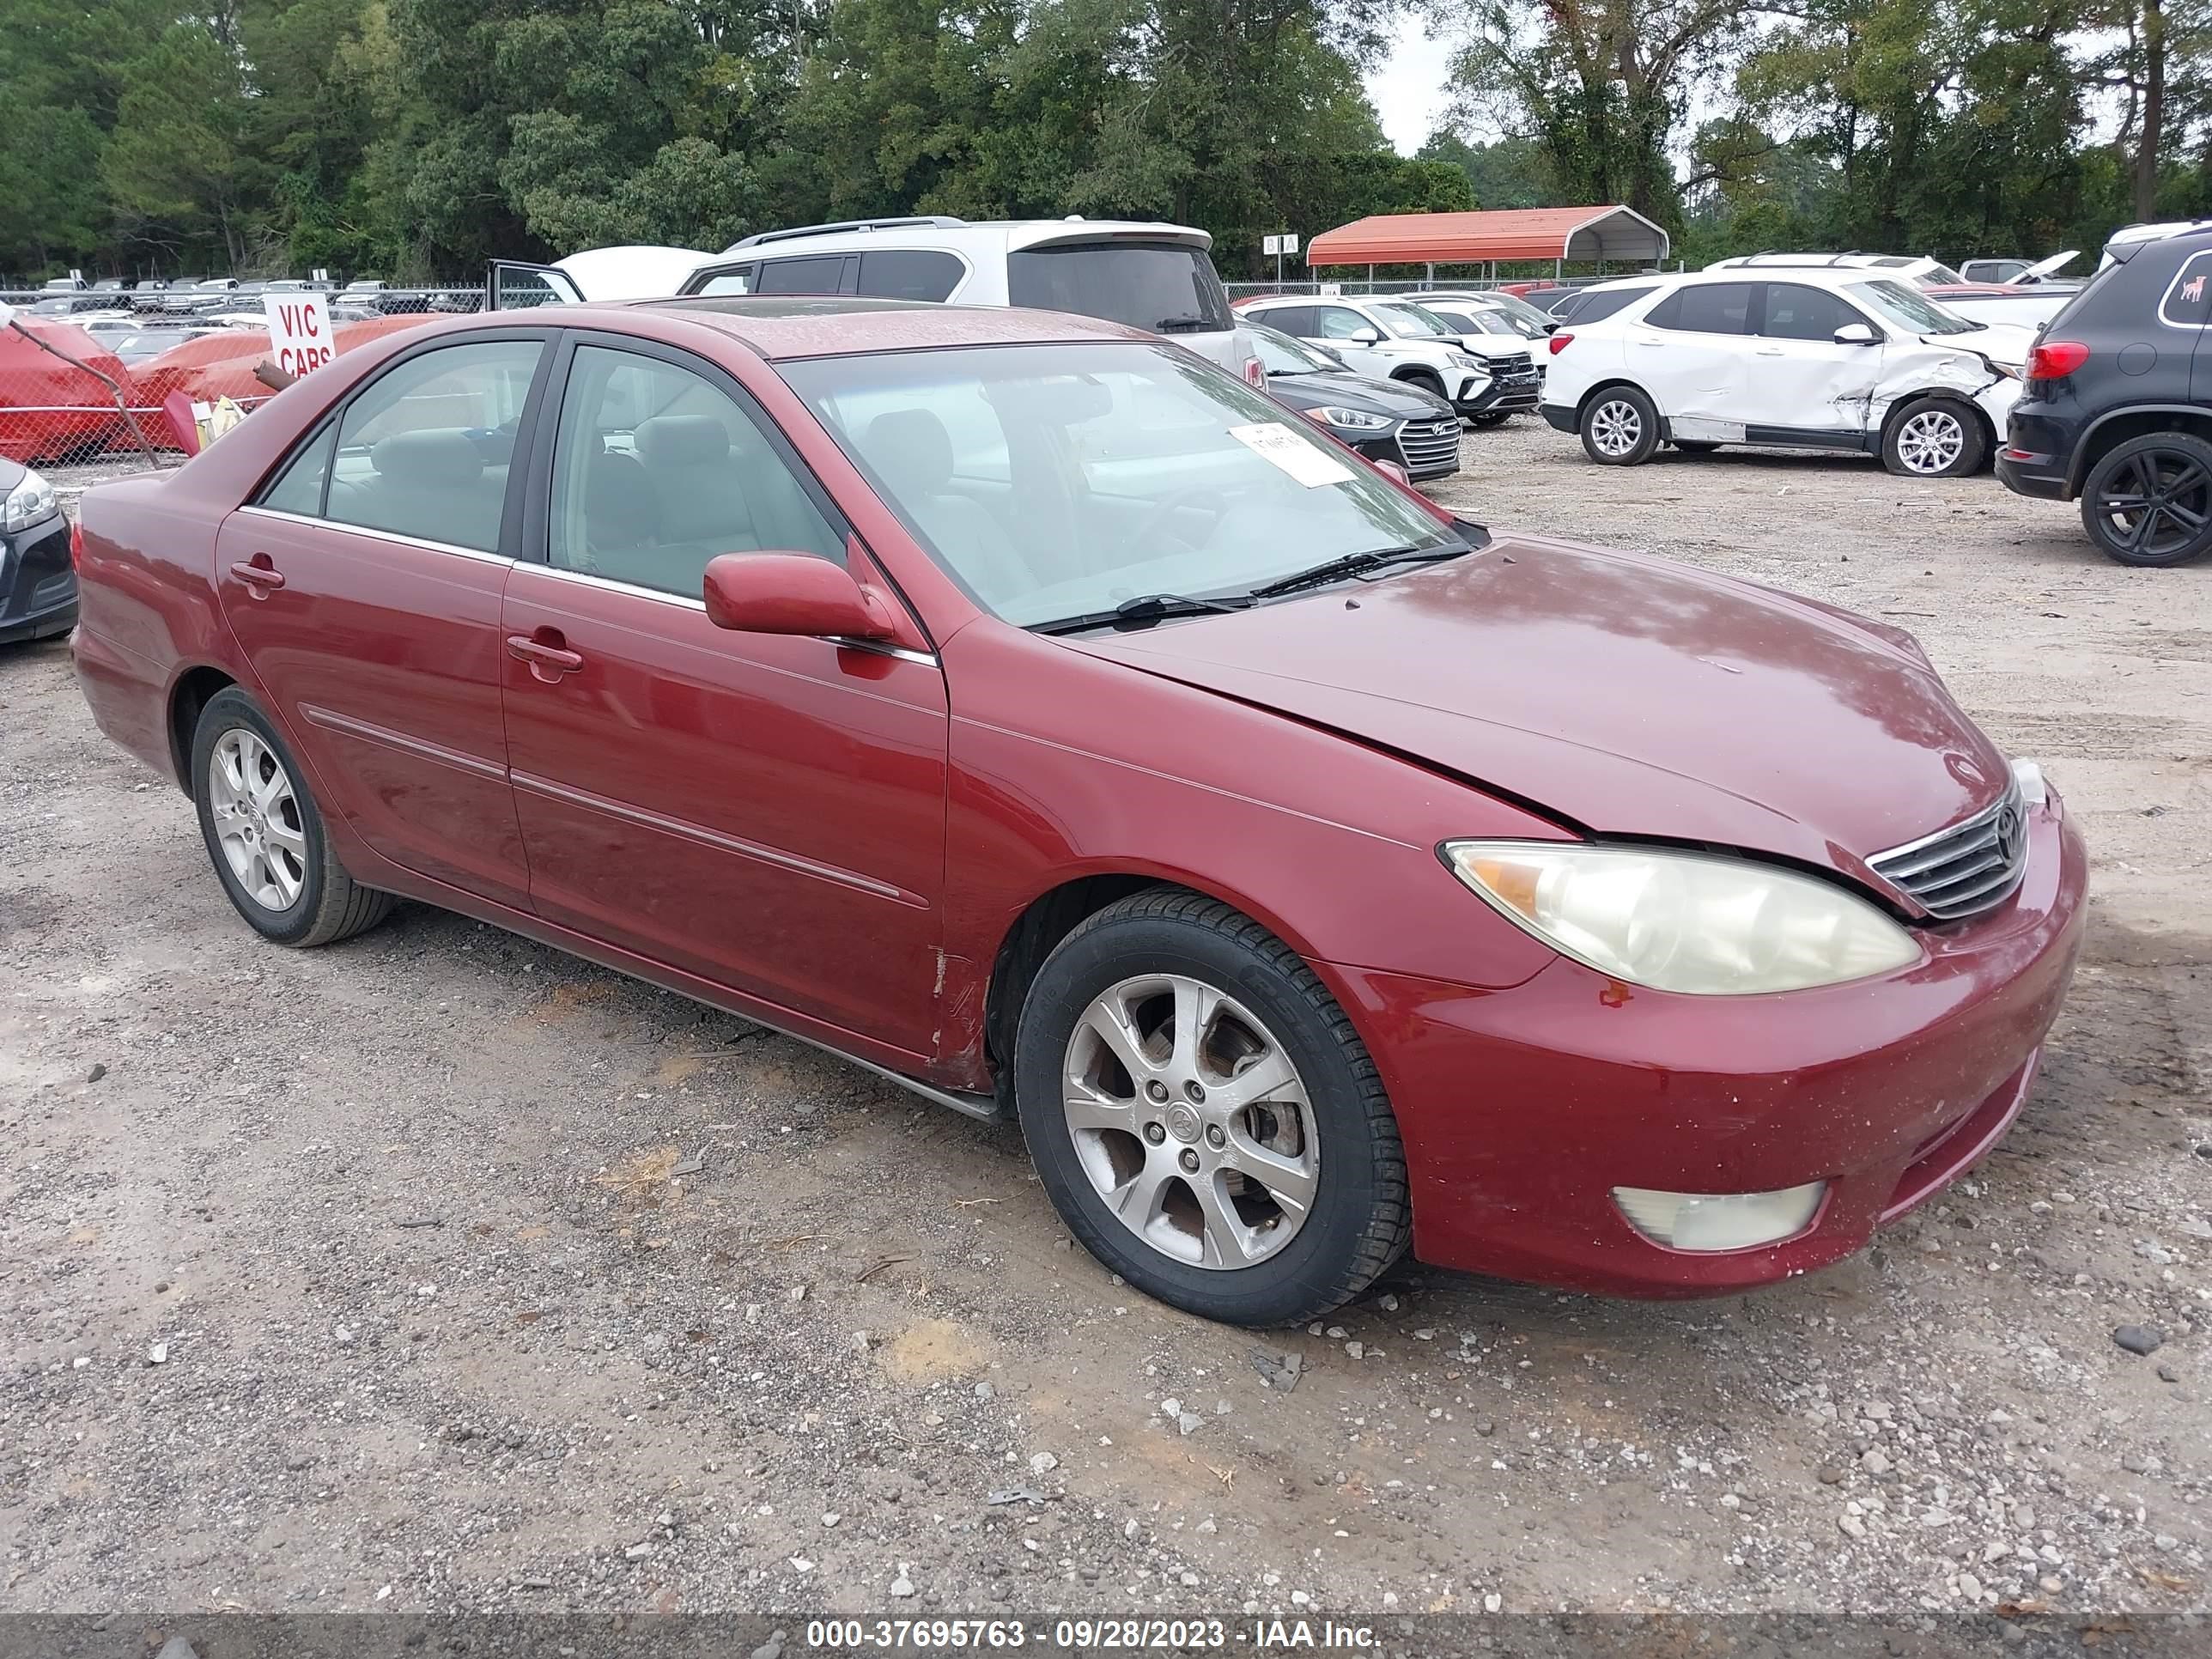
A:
[784,342,1457,628]
[1848,280,1978,335]
[1914,264,1966,286]
[1370,301,1456,337]
[1247,325,1336,375]
[1425,305,1523,339]
[1006,242,1232,334]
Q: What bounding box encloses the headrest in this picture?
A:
[865,408,954,497]
[635,414,731,467]
[369,428,483,489]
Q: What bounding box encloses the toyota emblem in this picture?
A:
[1993,803,2023,866]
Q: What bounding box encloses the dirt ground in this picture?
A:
[3,425,2209,1622]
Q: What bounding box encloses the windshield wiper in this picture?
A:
[1153,313,1212,332]
[1247,543,1473,600]
[1032,592,1256,635]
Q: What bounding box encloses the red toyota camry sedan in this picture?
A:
[72,297,2087,1326]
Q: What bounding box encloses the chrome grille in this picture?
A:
[1867,781,2028,920]
[1395,417,1461,475]
[1488,350,1536,379]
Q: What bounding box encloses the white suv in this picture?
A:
[1235,294,1543,423]
[1703,252,1967,289]
[1538,267,2035,477]
[670,216,1259,383]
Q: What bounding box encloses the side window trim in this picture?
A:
[519,328,857,581]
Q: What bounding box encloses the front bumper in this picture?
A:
[0,513,77,644]
[1323,788,2087,1297]
[1353,415,1460,480]
[1455,370,1543,417]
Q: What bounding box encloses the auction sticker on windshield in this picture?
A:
[1228,422,1356,487]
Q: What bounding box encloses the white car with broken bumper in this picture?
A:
[1539,269,2029,477]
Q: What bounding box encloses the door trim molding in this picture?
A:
[297,702,508,782]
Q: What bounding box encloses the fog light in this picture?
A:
[1613,1182,1826,1251]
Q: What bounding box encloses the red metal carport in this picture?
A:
[1304,206,1670,280]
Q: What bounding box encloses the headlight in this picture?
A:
[1316,406,1393,432]
[1448,352,1488,372]
[2,467,58,534]
[1440,841,1921,994]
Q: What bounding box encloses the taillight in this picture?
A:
[1244,356,1265,386]
[69,519,83,572]
[1547,332,1574,356]
[2025,340,2088,381]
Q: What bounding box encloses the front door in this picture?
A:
[1735,282,1887,441]
[497,337,950,1057]
[215,333,550,908]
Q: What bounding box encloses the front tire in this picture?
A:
[1468,411,1513,428]
[2079,432,2212,567]
[1882,397,1985,477]
[1013,890,1409,1327]
[1581,386,1661,465]
[191,687,393,946]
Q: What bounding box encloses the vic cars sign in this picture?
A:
[263,294,334,376]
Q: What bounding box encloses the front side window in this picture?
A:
[1565,285,1656,325]
[783,341,1459,627]
[1006,242,1231,334]
[323,338,544,552]
[1645,283,1756,335]
[1313,307,1373,340]
[547,344,843,599]
[1847,280,1978,335]
[260,422,337,515]
[1758,284,1865,342]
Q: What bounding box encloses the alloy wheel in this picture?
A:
[1895,409,1966,475]
[2094,449,2211,561]
[206,728,307,911]
[1061,973,1318,1270]
[1588,400,1641,458]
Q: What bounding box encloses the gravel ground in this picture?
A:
[3,425,2209,1622]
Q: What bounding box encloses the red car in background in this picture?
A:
[128,314,439,447]
[70,297,2085,1324]
[0,319,133,465]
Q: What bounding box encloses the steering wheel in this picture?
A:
[1134,486,1229,550]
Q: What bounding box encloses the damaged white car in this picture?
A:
[1539,269,2030,477]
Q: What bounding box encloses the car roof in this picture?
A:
[635,295,1147,359]
[709,217,1212,258]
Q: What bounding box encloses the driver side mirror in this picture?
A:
[1347,327,1381,344]
[702,553,896,641]
[1833,322,1879,346]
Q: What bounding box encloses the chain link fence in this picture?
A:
[1,288,486,477]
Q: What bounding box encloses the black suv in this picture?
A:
[1997,226,2212,565]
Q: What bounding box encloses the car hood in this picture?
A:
[1936,320,2036,364]
[1264,372,1449,420]
[1449,335,1533,361]
[1067,535,2013,893]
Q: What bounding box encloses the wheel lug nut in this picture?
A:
[1178,1148,1200,1173]
[1145,1080,1170,1103]
[1184,1080,1205,1103]
[1144,1121,1165,1145]
[1206,1125,1224,1149]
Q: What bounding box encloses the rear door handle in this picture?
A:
[229,558,285,594]
[1755,347,1786,356]
[507,632,585,681]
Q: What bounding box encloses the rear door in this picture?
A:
[2167,246,2212,400]
[1733,282,1887,442]
[1626,282,1757,434]
[216,331,552,908]
[497,334,950,1054]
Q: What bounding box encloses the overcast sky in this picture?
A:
[1366,13,1454,155]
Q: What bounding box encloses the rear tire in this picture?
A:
[1013,889,1409,1327]
[2079,432,2212,568]
[191,688,394,947]
[1881,397,1985,477]
[1580,386,1661,465]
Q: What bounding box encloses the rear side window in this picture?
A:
[322,339,544,553]
[259,423,337,514]
[1645,283,1755,335]
[1255,305,1313,335]
[1560,285,1654,325]
[1006,242,1231,333]
[2160,250,2212,328]
[855,250,963,301]
[754,256,852,295]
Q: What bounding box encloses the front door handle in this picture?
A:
[1754,346,1786,356]
[507,632,585,682]
[230,556,285,596]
